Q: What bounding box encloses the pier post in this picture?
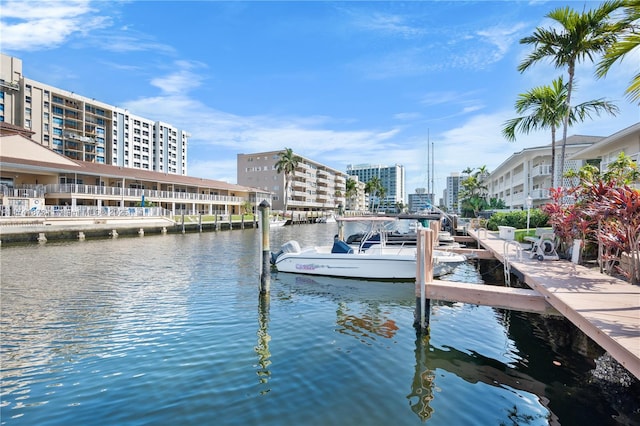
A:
[199,213,203,232]
[415,228,434,332]
[258,200,271,294]
[181,213,185,234]
[337,204,344,241]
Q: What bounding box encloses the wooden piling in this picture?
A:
[415,228,434,332]
[258,200,271,294]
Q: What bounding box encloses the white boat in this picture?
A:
[270,217,467,280]
[315,214,337,223]
[270,216,288,227]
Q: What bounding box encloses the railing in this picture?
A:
[43,184,244,203]
[0,205,172,220]
[531,164,551,177]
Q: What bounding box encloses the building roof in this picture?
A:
[571,122,640,160]
[0,134,261,193]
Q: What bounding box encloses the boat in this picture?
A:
[316,214,337,223]
[270,216,467,280]
[346,213,464,249]
[270,215,288,227]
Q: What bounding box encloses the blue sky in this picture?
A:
[2,0,638,199]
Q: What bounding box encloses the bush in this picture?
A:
[486,209,548,231]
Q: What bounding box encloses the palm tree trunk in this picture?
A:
[559,62,575,187]
[550,126,556,189]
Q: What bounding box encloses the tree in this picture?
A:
[518,1,622,183]
[365,177,383,212]
[503,77,619,187]
[345,178,358,209]
[597,0,640,103]
[275,148,301,214]
[459,168,489,217]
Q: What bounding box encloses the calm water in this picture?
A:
[1,225,638,425]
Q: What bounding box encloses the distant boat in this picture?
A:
[316,214,337,224]
[270,216,288,227]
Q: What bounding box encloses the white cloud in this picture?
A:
[352,12,425,38]
[0,0,110,51]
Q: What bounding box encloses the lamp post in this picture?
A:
[526,195,533,231]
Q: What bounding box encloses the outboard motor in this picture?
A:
[270,240,302,264]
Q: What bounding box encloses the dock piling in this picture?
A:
[259,200,271,294]
[415,228,434,332]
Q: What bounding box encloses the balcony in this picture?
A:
[531,164,551,177]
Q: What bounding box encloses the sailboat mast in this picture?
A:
[431,141,434,207]
[427,129,430,196]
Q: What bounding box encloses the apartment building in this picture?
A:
[571,122,640,183]
[346,163,405,210]
[408,188,434,212]
[0,53,189,175]
[486,135,602,209]
[1,133,269,216]
[237,150,347,212]
[444,173,462,213]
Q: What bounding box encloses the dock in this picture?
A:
[447,229,640,380]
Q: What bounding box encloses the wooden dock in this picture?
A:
[462,229,640,380]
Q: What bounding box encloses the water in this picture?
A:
[1,225,638,425]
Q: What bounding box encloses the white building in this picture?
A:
[346,163,405,210]
[1,53,189,175]
[444,173,462,213]
[486,135,602,209]
[237,150,347,212]
[571,122,640,187]
[408,188,434,212]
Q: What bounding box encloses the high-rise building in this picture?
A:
[0,53,189,175]
[444,173,462,213]
[346,163,405,210]
[408,188,434,212]
[237,150,346,212]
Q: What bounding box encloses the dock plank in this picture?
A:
[467,229,640,379]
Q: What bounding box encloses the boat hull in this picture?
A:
[273,248,465,280]
[274,251,417,280]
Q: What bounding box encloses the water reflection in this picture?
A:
[407,333,435,421]
[335,302,399,341]
[255,295,272,395]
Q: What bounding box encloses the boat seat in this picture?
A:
[331,239,354,254]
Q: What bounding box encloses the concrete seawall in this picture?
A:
[0,216,258,244]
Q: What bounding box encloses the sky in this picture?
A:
[1,0,638,200]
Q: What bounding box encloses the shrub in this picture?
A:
[486,209,548,231]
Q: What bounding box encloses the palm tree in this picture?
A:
[597,0,640,103]
[365,177,383,212]
[275,148,301,215]
[502,77,619,187]
[518,1,622,182]
[345,178,357,209]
